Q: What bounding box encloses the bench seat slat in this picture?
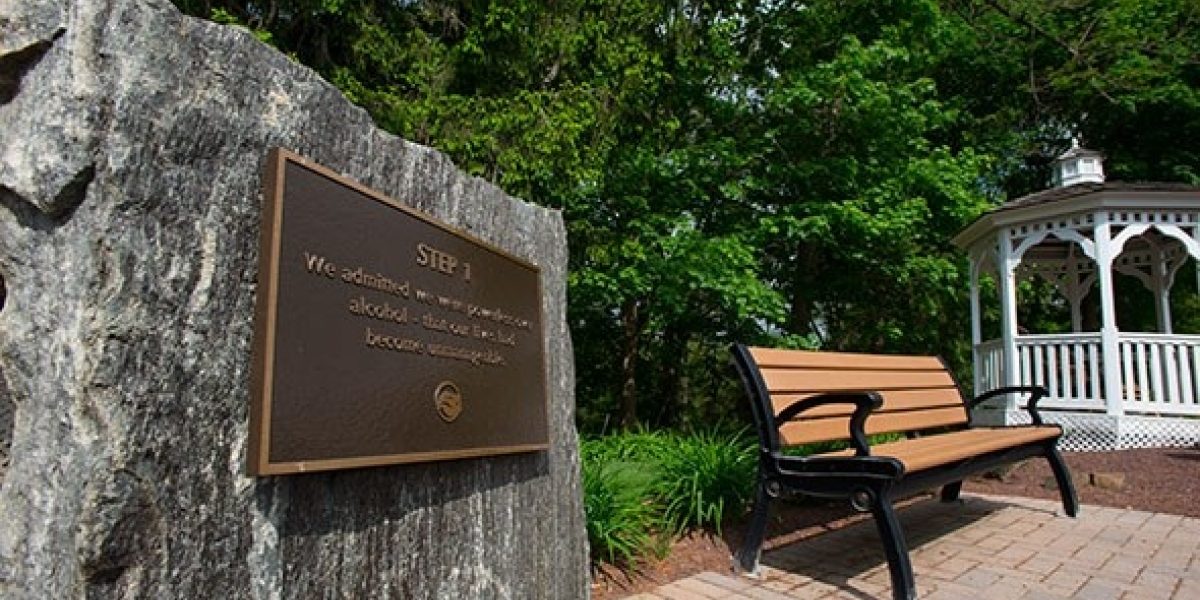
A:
[816,426,1060,472]
[748,347,945,371]
[779,406,968,445]
[771,387,965,418]
[760,368,958,394]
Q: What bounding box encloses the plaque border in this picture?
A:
[248,148,550,476]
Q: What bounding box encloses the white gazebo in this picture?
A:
[953,146,1200,450]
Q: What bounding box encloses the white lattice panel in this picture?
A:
[1120,415,1200,449]
[985,408,1200,451]
[1041,412,1122,452]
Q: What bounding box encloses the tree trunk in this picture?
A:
[619,298,644,428]
[656,326,690,428]
[789,243,821,337]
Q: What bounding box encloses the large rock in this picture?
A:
[0,1,588,598]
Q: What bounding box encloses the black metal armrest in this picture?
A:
[968,385,1049,425]
[775,392,882,456]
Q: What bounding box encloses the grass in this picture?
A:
[581,428,908,567]
[580,427,756,567]
[656,429,756,534]
[582,458,662,565]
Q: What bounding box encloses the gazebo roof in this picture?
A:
[952,181,1200,251]
[991,181,1200,214]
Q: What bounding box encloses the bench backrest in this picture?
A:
[733,345,968,451]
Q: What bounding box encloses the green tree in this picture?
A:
[941,0,1200,190]
[742,0,993,362]
[173,0,1200,432]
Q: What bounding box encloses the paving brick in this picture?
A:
[980,565,1045,584]
[1017,556,1063,577]
[1132,566,1180,595]
[653,583,710,600]
[1074,579,1126,600]
[977,535,1014,551]
[755,566,790,580]
[1041,568,1088,594]
[1122,593,1167,600]
[1072,546,1115,569]
[694,571,756,593]
[928,556,979,580]
[1018,588,1072,600]
[841,580,887,597]
[994,545,1040,568]
[1115,511,1153,527]
[956,566,1003,589]
[1046,538,1087,557]
[739,584,812,600]
[637,494,1200,600]
[676,577,741,598]
[1099,556,1145,584]
[759,578,798,594]
[922,580,983,599]
[1020,529,1061,545]
[781,582,840,600]
[1172,578,1200,599]
[1095,528,1133,546]
[954,526,993,543]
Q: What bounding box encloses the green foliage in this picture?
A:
[655,429,757,534]
[580,429,757,565]
[174,0,1200,434]
[581,457,662,566]
[580,431,671,565]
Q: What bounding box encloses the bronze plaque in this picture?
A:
[248,149,549,475]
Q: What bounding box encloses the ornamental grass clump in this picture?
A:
[580,437,664,566]
[581,428,758,566]
[653,428,757,535]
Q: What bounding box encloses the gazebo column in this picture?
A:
[997,230,1021,413]
[1152,240,1191,334]
[1063,256,1089,333]
[1094,219,1123,416]
[969,257,983,394]
[1146,237,1174,334]
[1070,298,1084,334]
[1155,275,1173,334]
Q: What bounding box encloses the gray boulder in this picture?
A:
[0,0,588,597]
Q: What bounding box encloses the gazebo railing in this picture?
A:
[975,333,1200,416]
[1017,333,1105,410]
[1118,333,1200,415]
[976,338,1005,397]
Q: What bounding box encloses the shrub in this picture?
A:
[581,428,758,566]
[581,428,672,464]
[654,428,756,534]
[581,441,662,565]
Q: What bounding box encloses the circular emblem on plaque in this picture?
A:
[434,381,463,423]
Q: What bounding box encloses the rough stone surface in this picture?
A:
[0,1,588,598]
[0,368,10,480]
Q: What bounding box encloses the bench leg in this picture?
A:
[734,481,772,575]
[940,481,963,503]
[1045,445,1079,517]
[871,496,917,600]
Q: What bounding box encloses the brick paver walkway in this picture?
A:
[627,494,1200,599]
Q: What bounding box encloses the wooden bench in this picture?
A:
[731,344,1078,600]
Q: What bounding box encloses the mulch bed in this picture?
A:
[591,445,1200,599]
[962,445,1200,517]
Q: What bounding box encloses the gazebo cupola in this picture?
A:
[1050,142,1105,187]
[952,148,1200,450]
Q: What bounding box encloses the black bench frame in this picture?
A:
[731,344,1079,600]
